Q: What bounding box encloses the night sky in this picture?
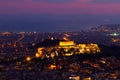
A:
[0,0,120,32]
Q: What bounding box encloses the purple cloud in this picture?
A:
[32,0,74,3]
[0,0,23,1]
[91,0,120,3]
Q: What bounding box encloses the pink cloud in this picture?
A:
[0,1,120,15]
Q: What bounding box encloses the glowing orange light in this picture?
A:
[59,41,75,46]
[35,53,40,58]
[26,57,31,61]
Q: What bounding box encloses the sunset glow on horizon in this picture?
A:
[0,0,120,32]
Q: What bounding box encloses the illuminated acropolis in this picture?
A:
[35,40,101,58]
[59,41,75,46]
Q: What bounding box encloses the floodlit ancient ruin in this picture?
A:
[35,41,101,58]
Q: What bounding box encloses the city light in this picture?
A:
[49,64,56,70]
[26,57,31,61]
[107,33,120,36]
[35,53,40,58]
[51,37,54,40]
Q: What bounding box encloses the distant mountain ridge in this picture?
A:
[99,24,120,29]
[91,24,120,31]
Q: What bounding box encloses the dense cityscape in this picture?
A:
[1,0,120,79]
[0,25,120,80]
